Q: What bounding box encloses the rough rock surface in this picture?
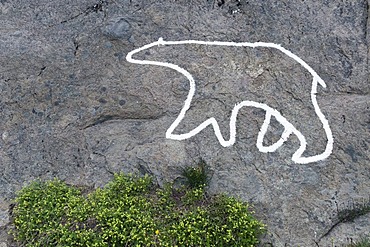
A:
[1,0,369,246]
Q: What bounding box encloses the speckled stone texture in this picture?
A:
[1,0,369,246]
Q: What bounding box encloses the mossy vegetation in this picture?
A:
[10,162,265,246]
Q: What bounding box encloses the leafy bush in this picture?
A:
[10,172,265,246]
[181,159,210,189]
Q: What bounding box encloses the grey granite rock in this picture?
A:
[1,0,369,246]
[102,17,132,40]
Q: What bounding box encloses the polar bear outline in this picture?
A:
[126,38,334,164]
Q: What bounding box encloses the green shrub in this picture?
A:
[10,172,265,247]
[181,159,210,189]
[11,178,83,246]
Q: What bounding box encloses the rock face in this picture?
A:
[1,0,369,245]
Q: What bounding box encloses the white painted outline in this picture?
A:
[126,38,334,164]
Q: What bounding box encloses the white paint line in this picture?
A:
[126,38,334,164]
